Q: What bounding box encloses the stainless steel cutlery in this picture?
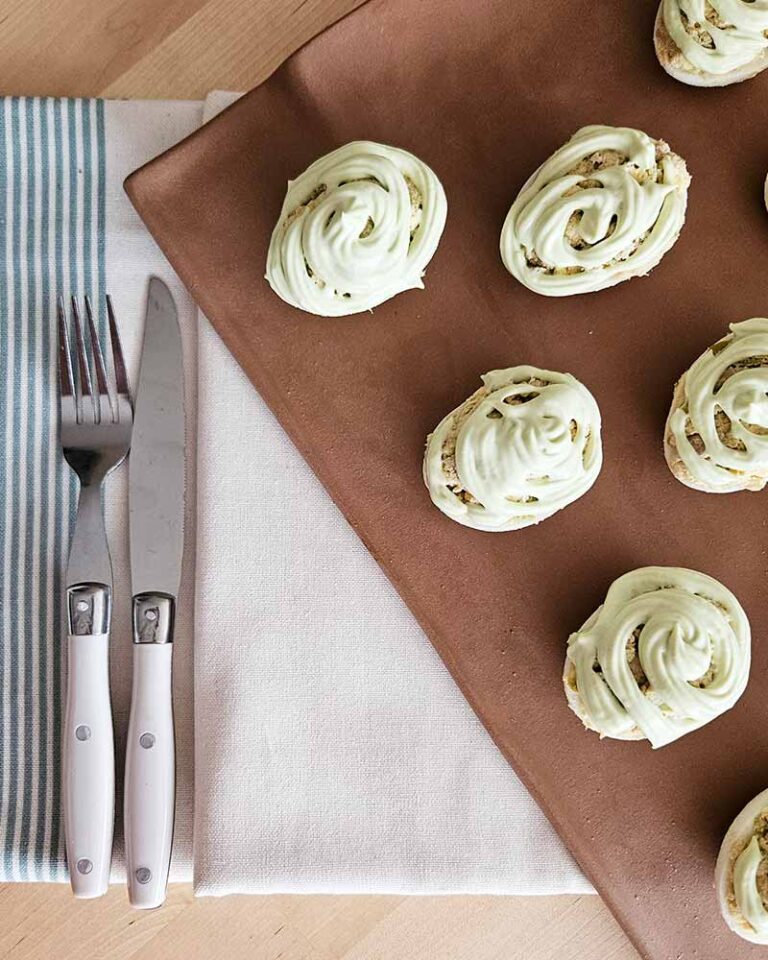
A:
[58,278,184,907]
[57,295,133,899]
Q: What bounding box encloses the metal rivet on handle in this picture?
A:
[76,858,93,875]
[135,867,152,884]
[75,725,91,741]
[139,732,155,749]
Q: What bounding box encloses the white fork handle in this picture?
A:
[63,632,114,898]
[124,643,175,909]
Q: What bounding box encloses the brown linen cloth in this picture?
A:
[126,1,768,957]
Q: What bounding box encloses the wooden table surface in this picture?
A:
[0,2,639,958]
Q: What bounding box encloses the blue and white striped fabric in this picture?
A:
[0,97,106,881]
[0,96,199,883]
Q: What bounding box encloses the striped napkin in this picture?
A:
[0,96,200,882]
[0,93,591,895]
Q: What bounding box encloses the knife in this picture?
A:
[125,277,185,909]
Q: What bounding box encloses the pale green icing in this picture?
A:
[734,836,768,935]
[566,567,750,749]
[423,366,602,532]
[265,140,447,317]
[500,125,689,297]
[663,0,768,75]
[670,318,768,492]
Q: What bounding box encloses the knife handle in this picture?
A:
[63,584,114,899]
[124,641,175,909]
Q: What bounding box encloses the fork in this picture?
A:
[58,295,132,898]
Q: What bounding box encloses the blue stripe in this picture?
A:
[34,97,52,873]
[17,95,39,881]
[0,98,9,876]
[96,101,106,340]
[4,96,23,878]
[81,100,93,306]
[67,99,78,299]
[48,96,66,880]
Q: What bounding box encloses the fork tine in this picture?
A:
[84,296,109,395]
[70,295,96,423]
[106,295,131,403]
[56,296,75,399]
[84,295,114,423]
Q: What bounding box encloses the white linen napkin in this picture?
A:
[192,93,591,896]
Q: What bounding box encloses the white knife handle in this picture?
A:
[124,640,175,909]
[63,584,114,899]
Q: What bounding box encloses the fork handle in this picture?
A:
[125,640,175,909]
[63,584,114,899]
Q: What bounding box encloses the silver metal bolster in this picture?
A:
[67,583,111,636]
[133,593,175,644]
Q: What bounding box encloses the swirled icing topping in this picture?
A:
[565,567,750,749]
[734,834,768,937]
[667,319,768,492]
[423,366,602,531]
[716,790,768,943]
[662,0,768,76]
[265,141,447,316]
[500,125,690,297]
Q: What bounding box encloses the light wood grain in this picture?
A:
[0,1,640,957]
[0,884,639,960]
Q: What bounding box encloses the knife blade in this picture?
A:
[129,276,185,598]
[125,276,185,909]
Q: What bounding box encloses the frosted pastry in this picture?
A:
[655,1,768,87]
[265,140,447,317]
[423,366,602,531]
[500,125,690,297]
[665,319,768,493]
[563,567,750,749]
[716,788,768,943]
